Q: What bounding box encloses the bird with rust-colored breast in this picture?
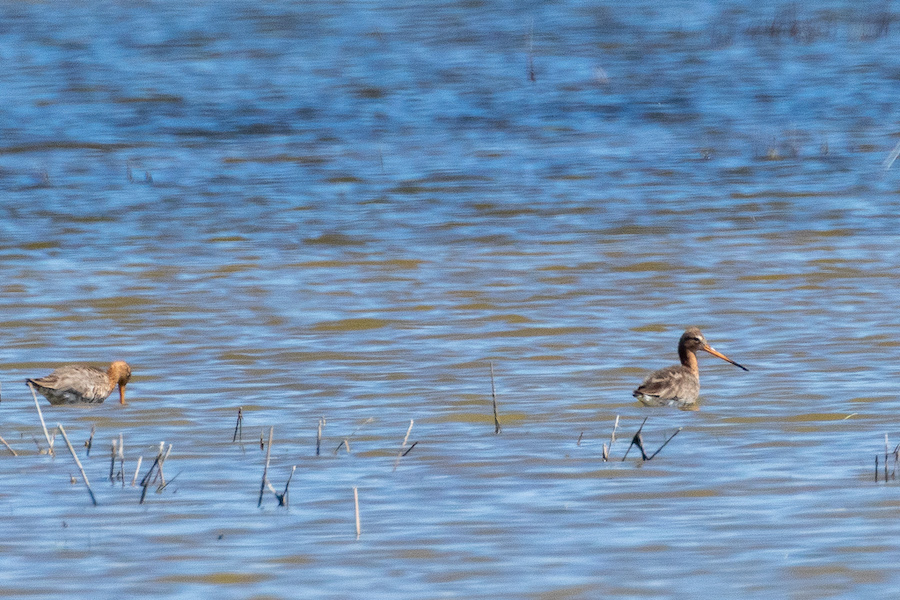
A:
[27,361,132,405]
[633,327,747,407]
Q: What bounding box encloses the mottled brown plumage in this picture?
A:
[633,328,747,407]
[27,361,132,405]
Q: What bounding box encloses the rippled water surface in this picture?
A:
[2,1,900,598]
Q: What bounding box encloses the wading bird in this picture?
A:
[633,328,746,407]
[27,361,132,405]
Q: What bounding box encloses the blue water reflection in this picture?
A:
[1,1,900,598]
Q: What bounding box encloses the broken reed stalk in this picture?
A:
[158,443,172,486]
[622,417,649,461]
[28,383,54,455]
[891,444,900,479]
[279,465,296,507]
[883,436,900,481]
[333,418,374,455]
[603,415,621,462]
[132,456,143,486]
[140,460,160,503]
[354,487,361,540]
[316,417,324,456]
[109,439,118,481]
[150,442,167,486]
[647,427,682,460]
[393,419,414,472]
[118,433,125,486]
[258,426,274,507]
[402,441,418,457]
[58,424,97,506]
[266,466,297,507]
[139,442,171,503]
[278,465,297,508]
[633,432,649,460]
[873,438,900,483]
[883,138,900,169]
[490,361,501,434]
[232,407,243,443]
[109,435,125,484]
[0,434,16,456]
[85,425,95,456]
[621,418,680,462]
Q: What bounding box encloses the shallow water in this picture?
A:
[2,1,900,598]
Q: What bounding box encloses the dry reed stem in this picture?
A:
[333,418,374,454]
[648,428,682,460]
[140,451,162,502]
[232,407,243,443]
[109,435,125,484]
[258,426,274,507]
[118,433,125,487]
[889,438,898,473]
[884,139,900,169]
[354,487,361,539]
[634,433,649,460]
[490,362,501,434]
[140,448,163,487]
[402,441,418,457]
[603,416,620,462]
[279,465,296,507]
[28,383,54,455]
[140,465,157,503]
[139,442,171,503]
[622,418,649,462]
[158,443,172,486]
[58,424,97,506]
[0,434,17,457]
[316,417,325,456]
[109,439,118,481]
[393,419,414,472]
[150,441,165,485]
[85,425,95,456]
[132,456,143,486]
[264,467,295,507]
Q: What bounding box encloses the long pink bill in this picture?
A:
[703,345,749,371]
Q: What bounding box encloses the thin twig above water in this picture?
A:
[58,424,97,506]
